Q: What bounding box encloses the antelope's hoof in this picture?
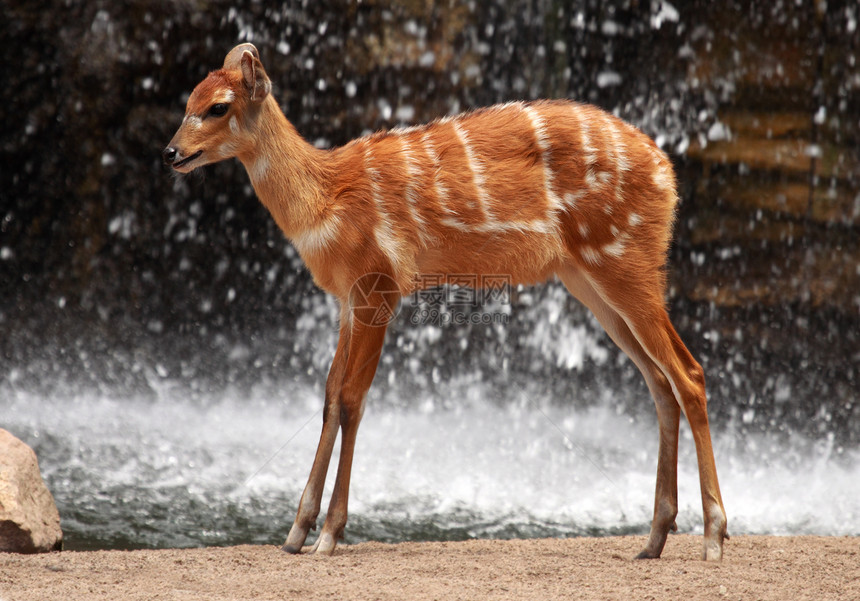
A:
[308,532,337,556]
[703,537,725,561]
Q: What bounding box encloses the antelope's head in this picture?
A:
[163,43,272,173]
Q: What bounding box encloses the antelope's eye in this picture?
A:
[208,103,229,118]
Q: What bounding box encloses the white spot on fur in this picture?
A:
[399,138,433,247]
[602,234,628,258]
[439,217,473,232]
[653,167,674,193]
[604,117,631,173]
[292,215,342,255]
[578,222,590,238]
[474,218,556,235]
[184,115,202,131]
[524,105,551,152]
[366,147,410,277]
[628,213,643,227]
[603,116,629,208]
[249,156,269,182]
[391,124,425,136]
[494,100,526,113]
[576,109,599,173]
[218,141,238,157]
[422,132,451,215]
[580,246,602,266]
[452,120,491,217]
[650,149,675,194]
[523,104,562,230]
[563,191,584,210]
[229,116,239,134]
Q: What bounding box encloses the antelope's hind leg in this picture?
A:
[559,267,681,559]
[558,266,727,560]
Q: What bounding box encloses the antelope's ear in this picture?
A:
[240,50,271,102]
[223,43,259,70]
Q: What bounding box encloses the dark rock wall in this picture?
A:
[3,1,856,318]
[678,2,859,310]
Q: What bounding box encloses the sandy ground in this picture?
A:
[1,535,857,601]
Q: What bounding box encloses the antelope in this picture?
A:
[164,43,728,561]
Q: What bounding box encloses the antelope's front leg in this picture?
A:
[282,311,352,553]
[308,294,393,555]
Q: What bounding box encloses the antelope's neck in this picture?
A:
[239,98,331,240]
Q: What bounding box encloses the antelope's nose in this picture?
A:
[163,146,178,165]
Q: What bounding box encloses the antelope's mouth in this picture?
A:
[173,150,203,169]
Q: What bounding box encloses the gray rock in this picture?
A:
[0,429,63,553]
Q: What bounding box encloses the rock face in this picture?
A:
[0,429,63,553]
